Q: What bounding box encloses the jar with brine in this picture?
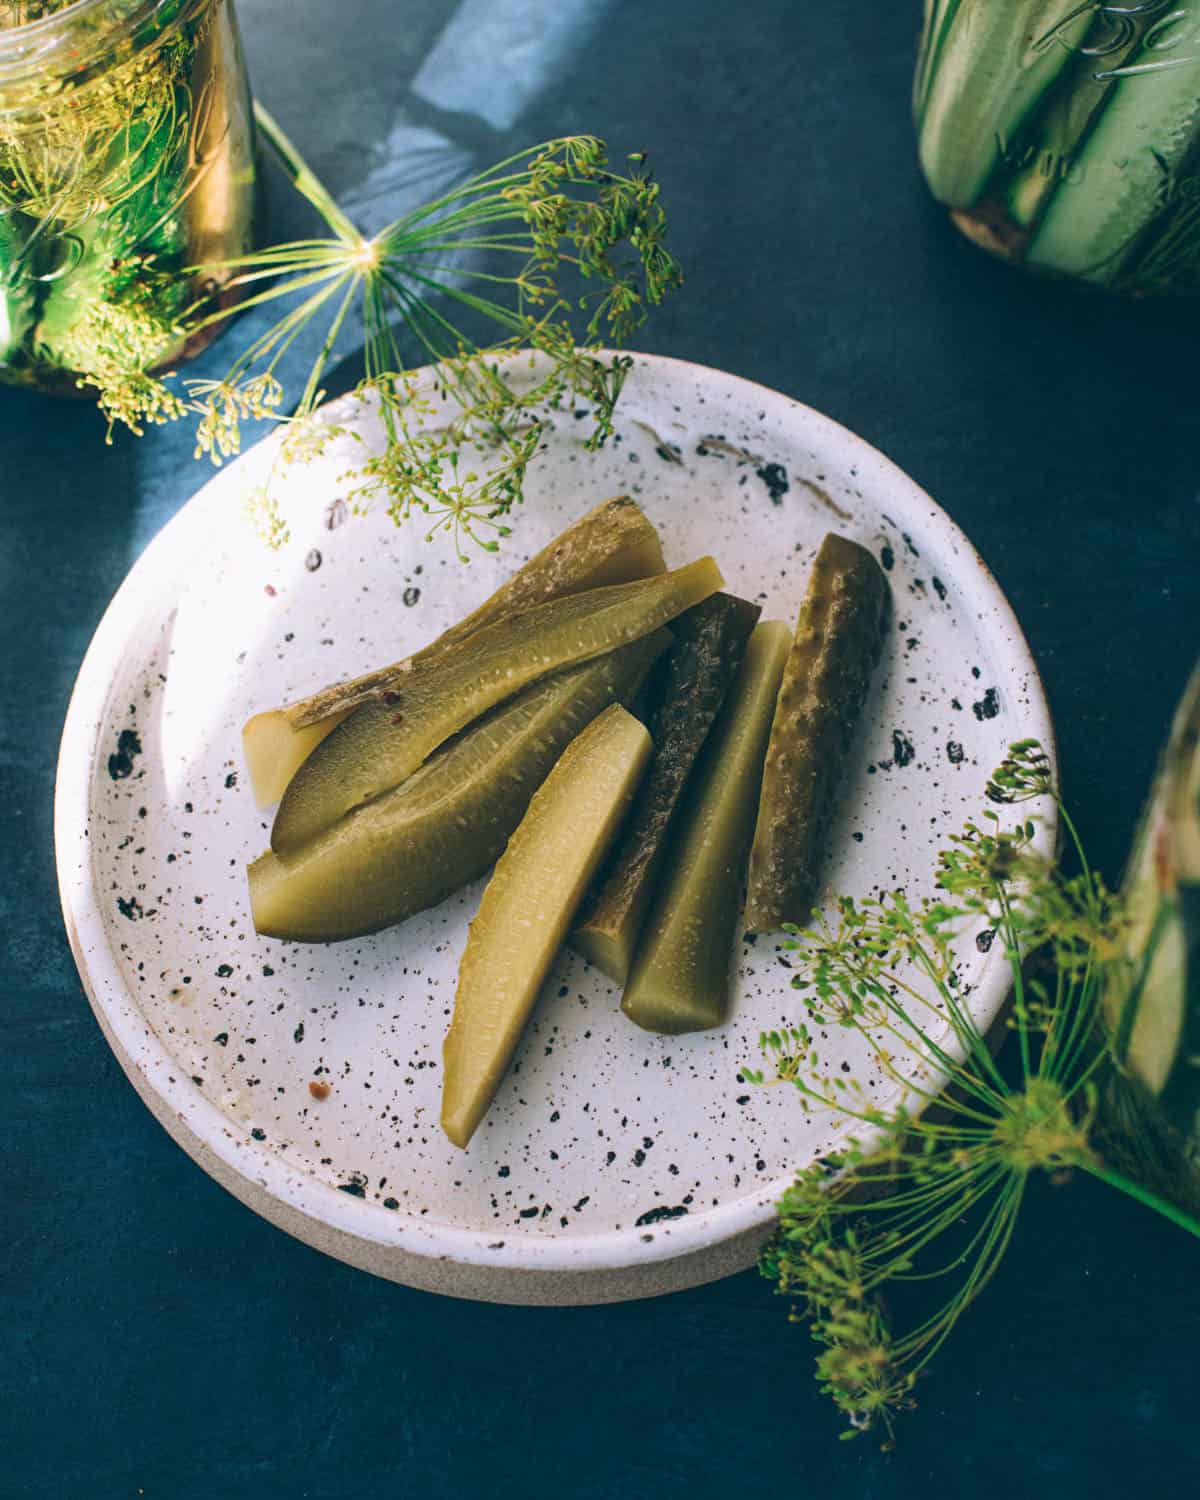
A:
[0,0,255,395]
[915,1,1200,294]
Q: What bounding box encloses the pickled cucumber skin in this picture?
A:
[242,496,665,806]
[744,534,888,935]
[622,622,792,1036]
[998,9,1148,234]
[1027,32,1200,280]
[917,0,1081,209]
[248,633,668,943]
[571,592,761,983]
[442,705,652,1148]
[271,556,722,854]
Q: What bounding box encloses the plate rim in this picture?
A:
[54,349,1059,1286]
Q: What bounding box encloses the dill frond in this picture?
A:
[165,108,681,553]
[755,737,1200,1445]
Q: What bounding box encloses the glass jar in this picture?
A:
[0,0,254,395]
[1100,657,1200,1216]
[915,1,1200,294]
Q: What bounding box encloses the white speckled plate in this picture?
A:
[56,352,1055,1305]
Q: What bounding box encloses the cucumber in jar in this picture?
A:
[916,1,1086,210]
[1027,22,1200,283]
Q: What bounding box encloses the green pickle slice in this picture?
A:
[243,496,665,806]
[744,533,888,934]
[270,555,722,853]
[622,621,792,1036]
[441,705,652,1148]
[571,592,761,983]
[248,634,667,943]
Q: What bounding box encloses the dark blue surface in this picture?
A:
[5,3,1200,1496]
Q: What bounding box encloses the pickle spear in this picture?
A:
[622,621,791,1035]
[571,592,761,983]
[243,496,666,806]
[248,633,668,942]
[441,705,652,1148]
[744,534,888,934]
[271,556,723,853]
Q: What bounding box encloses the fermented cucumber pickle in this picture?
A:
[442,495,666,643]
[622,621,791,1036]
[744,534,888,934]
[270,556,722,853]
[242,496,665,806]
[441,705,652,1148]
[243,713,351,810]
[571,592,761,983]
[248,634,668,942]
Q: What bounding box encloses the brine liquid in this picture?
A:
[0,0,255,391]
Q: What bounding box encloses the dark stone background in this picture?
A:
[3,2,1198,1495]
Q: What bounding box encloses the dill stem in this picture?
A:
[1082,1163,1200,1239]
[1056,799,1094,890]
[253,101,362,247]
[996,886,1033,1079]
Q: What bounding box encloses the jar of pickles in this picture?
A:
[915,1,1200,293]
[0,0,255,395]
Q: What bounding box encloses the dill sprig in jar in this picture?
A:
[915,1,1200,294]
[0,0,254,402]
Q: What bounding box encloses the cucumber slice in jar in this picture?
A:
[248,632,668,943]
[1028,23,1200,281]
[441,705,652,1149]
[998,11,1148,234]
[242,496,665,806]
[270,556,722,853]
[918,0,1088,210]
[621,621,792,1036]
[914,0,964,125]
[0,210,37,363]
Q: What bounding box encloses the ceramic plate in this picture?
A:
[55,352,1055,1305]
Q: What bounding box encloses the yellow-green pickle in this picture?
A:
[249,634,668,942]
[242,496,665,805]
[271,555,722,852]
[442,705,652,1148]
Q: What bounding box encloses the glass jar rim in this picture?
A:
[0,0,203,95]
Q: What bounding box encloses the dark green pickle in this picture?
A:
[622,621,791,1034]
[744,533,889,933]
[571,592,761,983]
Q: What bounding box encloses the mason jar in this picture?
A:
[915,1,1200,294]
[0,0,255,395]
